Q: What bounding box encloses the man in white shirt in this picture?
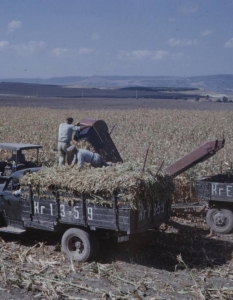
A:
[12,188,21,196]
[58,117,89,166]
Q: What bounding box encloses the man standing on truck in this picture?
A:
[66,145,115,169]
[58,118,89,166]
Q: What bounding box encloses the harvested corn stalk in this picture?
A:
[20,163,175,209]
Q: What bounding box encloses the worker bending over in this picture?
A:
[67,145,114,169]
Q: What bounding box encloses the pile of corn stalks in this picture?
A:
[20,162,175,209]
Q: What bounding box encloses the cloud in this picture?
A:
[181,5,198,14]
[52,47,93,57]
[152,50,168,60]
[130,50,153,59]
[91,33,100,40]
[52,48,72,56]
[169,18,176,23]
[0,41,9,50]
[11,41,46,55]
[201,29,213,37]
[117,50,168,61]
[78,48,93,54]
[224,38,233,48]
[7,20,22,33]
[168,38,198,47]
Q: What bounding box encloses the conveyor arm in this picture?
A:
[164,139,225,177]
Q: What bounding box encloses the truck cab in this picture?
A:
[0,143,42,176]
[0,167,43,232]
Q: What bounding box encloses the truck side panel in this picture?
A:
[59,202,85,225]
[129,201,169,234]
[83,204,130,231]
[196,180,233,202]
[20,189,170,234]
[32,197,59,222]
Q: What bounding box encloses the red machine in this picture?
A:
[74,118,123,163]
[164,139,225,177]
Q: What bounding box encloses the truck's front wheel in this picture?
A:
[61,228,92,262]
[206,208,233,234]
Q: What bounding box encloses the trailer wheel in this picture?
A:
[206,208,233,234]
[61,228,92,262]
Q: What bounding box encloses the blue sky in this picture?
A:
[0,0,233,78]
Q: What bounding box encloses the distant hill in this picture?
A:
[0,82,202,99]
[1,74,233,94]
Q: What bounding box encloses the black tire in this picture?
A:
[206,208,233,234]
[61,228,92,262]
[90,233,100,259]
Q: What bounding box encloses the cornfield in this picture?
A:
[0,104,233,299]
[0,106,231,202]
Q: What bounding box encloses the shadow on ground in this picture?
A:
[95,220,233,272]
[0,219,232,273]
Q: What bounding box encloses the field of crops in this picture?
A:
[0,100,233,299]
[0,106,231,172]
[0,104,233,208]
[0,105,232,195]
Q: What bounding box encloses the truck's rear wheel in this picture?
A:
[206,208,233,234]
[61,228,92,262]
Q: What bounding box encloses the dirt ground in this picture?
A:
[0,211,232,300]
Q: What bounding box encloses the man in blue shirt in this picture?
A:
[66,145,114,169]
[58,117,89,166]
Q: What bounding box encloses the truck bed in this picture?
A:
[20,189,170,235]
[195,174,233,202]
